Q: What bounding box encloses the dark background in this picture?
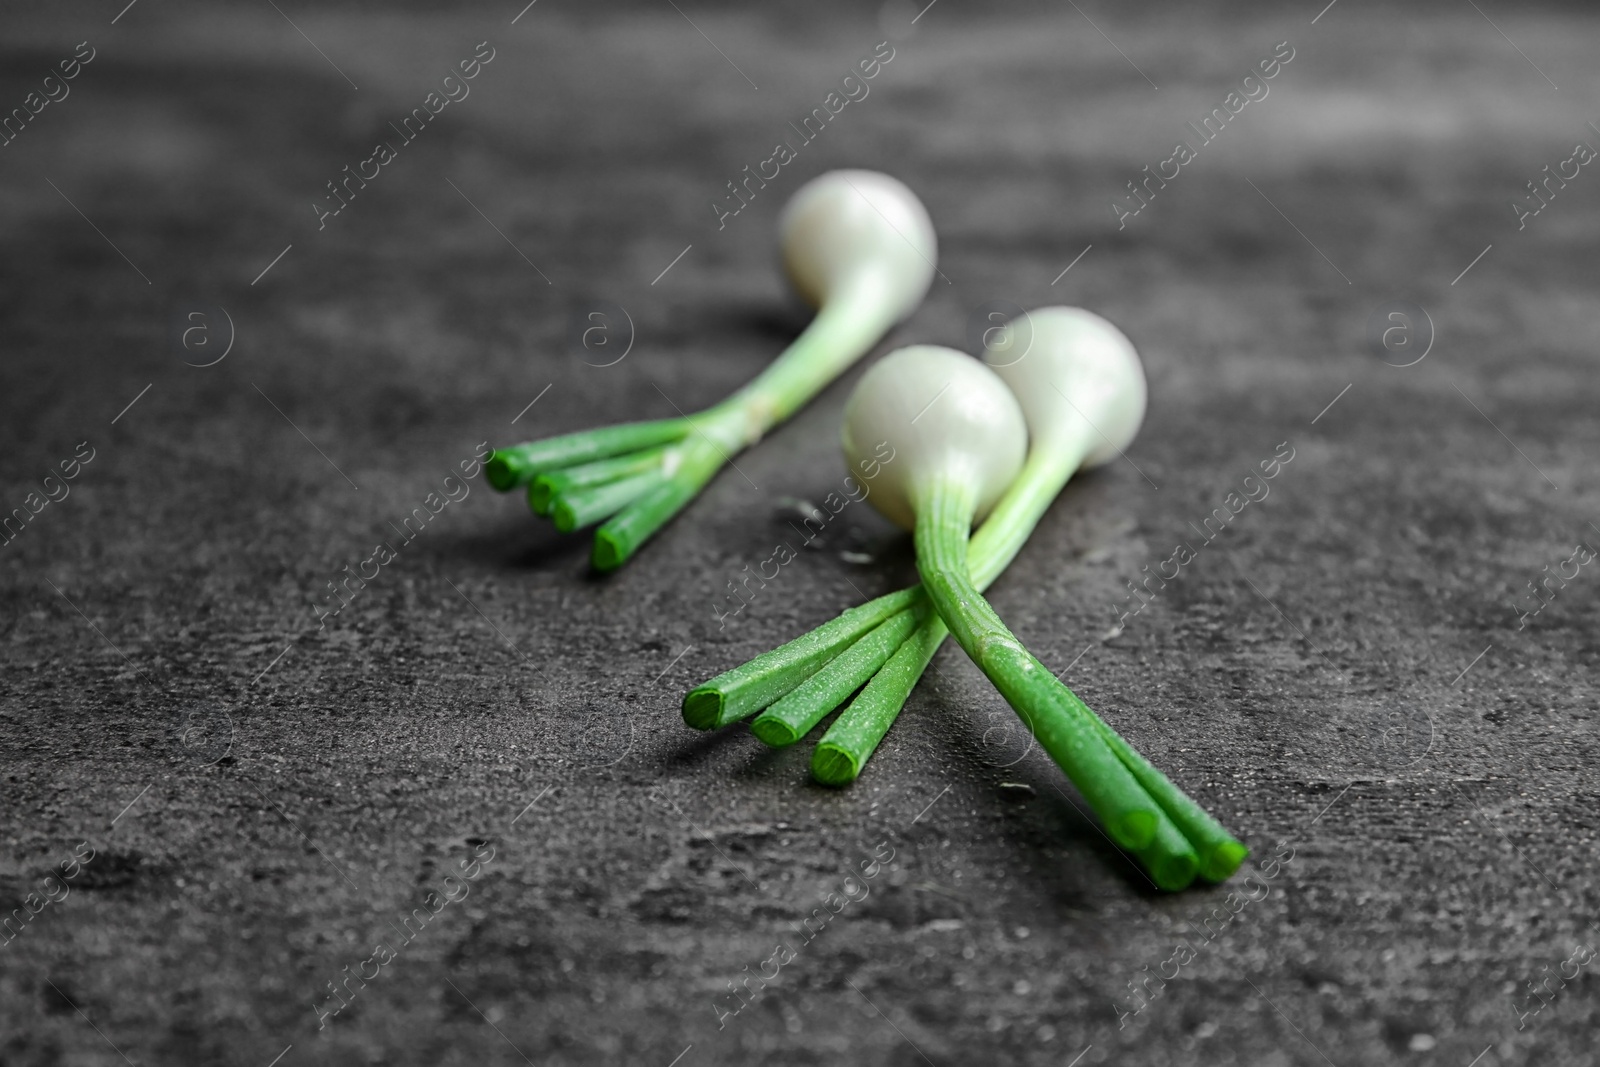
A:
[2,1,1598,1064]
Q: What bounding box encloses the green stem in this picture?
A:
[750,604,925,746]
[817,459,1244,880]
[966,445,1082,588]
[530,446,670,515]
[1135,814,1209,892]
[594,282,897,570]
[813,611,947,785]
[676,411,1244,886]
[486,418,688,491]
[914,475,1187,874]
[722,272,898,438]
[682,587,922,729]
[796,447,1079,771]
[592,430,730,572]
[1088,719,1249,882]
[551,470,664,533]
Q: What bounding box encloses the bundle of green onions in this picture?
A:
[683,309,1245,890]
[484,170,938,571]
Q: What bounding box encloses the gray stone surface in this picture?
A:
[2,2,1598,1064]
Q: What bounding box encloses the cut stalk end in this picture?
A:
[592,527,629,572]
[1148,848,1200,892]
[528,476,559,515]
[749,715,800,748]
[593,475,703,574]
[810,743,859,787]
[682,688,724,731]
[551,500,577,533]
[1203,840,1250,883]
[485,452,526,491]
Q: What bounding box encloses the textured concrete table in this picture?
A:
[2,2,1598,1064]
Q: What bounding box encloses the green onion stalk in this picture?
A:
[485,170,939,571]
[684,311,1246,890]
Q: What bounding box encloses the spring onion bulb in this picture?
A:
[485,170,938,570]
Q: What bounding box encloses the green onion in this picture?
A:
[550,470,662,533]
[685,311,1247,889]
[748,603,927,746]
[810,612,945,784]
[488,170,940,571]
[912,469,1174,858]
[741,309,1146,773]
[811,308,1150,782]
[682,587,922,729]
[486,417,686,491]
[529,445,671,516]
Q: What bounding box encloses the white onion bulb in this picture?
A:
[985,306,1146,468]
[841,345,1027,530]
[779,170,938,325]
